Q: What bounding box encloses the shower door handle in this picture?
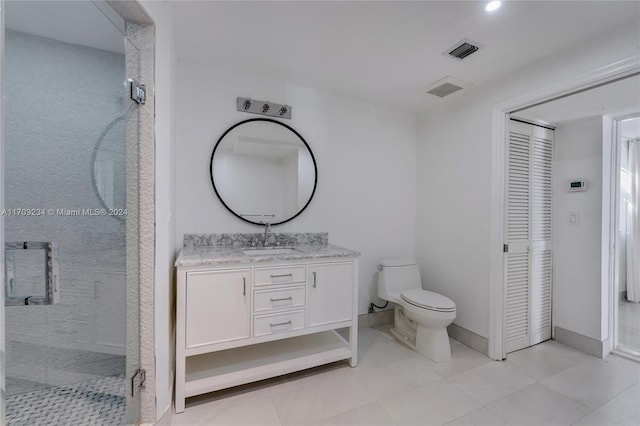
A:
[4,241,59,306]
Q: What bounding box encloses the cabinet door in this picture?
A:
[307,262,354,327]
[185,269,250,348]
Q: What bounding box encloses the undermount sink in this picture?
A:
[241,247,299,256]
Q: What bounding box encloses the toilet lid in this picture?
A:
[401,289,456,312]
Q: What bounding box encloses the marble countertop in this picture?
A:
[175,244,360,267]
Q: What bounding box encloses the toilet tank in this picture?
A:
[377,259,421,302]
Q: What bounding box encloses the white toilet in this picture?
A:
[377,259,456,362]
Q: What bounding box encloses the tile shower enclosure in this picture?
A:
[4,30,126,392]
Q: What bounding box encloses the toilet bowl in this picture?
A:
[377,260,456,362]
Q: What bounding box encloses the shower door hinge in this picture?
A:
[131,368,146,397]
[128,79,146,105]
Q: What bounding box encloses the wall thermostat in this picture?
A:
[568,180,587,192]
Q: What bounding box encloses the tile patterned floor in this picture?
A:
[5,341,126,425]
[171,326,640,426]
[5,341,125,396]
[5,373,125,426]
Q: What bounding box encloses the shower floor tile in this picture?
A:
[5,340,125,396]
[5,373,125,426]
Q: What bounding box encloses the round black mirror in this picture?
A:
[210,118,317,225]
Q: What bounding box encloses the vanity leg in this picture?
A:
[349,260,359,367]
[349,323,358,367]
[175,359,185,413]
[175,270,186,413]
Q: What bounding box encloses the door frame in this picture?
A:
[488,55,640,361]
[610,113,640,360]
[0,0,156,423]
[502,119,555,354]
[0,1,5,420]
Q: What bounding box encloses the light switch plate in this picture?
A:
[569,212,579,226]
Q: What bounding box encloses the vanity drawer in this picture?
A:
[254,286,306,313]
[254,265,306,287]
[253,310,305,337]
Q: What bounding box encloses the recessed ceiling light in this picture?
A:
[485,1,502,12]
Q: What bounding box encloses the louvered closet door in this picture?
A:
[529,127,553,345]
[504,120,553,353]
[505,121,532,353]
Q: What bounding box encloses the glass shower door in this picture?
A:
[1,1,140,423]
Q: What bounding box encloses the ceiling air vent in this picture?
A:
[423,76,472,99]
[427,82,464,98]
[444,38,483,61]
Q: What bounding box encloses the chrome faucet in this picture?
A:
[263,222,272,247]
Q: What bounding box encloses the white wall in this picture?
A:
[174,62,417,314]
[553,116,603,341]
[417,23,639,338]
[139,0,176,420]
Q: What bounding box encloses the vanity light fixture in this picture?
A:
[485,1,501,12]
[236,97,292,119]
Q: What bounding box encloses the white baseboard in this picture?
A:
[358,309,393,328]
[155,403,172,426]
[447,323,489,356]
[555,326,606,358]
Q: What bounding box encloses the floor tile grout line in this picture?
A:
[535,353,640,412]
[532,381,594,412]
[579,378,640,413]
[268,394,285,426]
[377,400,402,426]
[483,401,515,425]
[570,407,595,426]
[268,356,392,426]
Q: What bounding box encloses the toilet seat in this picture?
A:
[401,289,456,312]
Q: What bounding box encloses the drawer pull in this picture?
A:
[270,320,292,327]
[243,277,246,296]
[270,296,293,302]
[312,271,317,288]
[270,273,293,279]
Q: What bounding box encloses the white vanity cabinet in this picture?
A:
[308,262,354,328]
[185,269,250,348]
[175,255,359,414]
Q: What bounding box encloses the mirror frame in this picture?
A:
[209,118,318,226]
[90,115,125,222]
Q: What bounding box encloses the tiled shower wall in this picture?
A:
[4,30,126,355]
